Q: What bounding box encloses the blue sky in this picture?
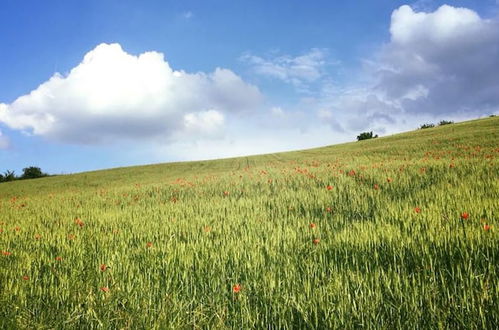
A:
[1,0,499,174]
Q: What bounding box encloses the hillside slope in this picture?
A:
[1,116,498,196]
[0,116,498,328]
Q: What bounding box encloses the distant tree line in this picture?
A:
[419,120,454,129]
[356,119,457,141]
[0,166,49,183]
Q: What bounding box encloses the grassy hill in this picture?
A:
[1,116,498,328]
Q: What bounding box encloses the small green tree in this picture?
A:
[20,166,47,180]
[357,131,378,141]
[420,123,435,129]
[438,120,453,126]
[3,170,16,182]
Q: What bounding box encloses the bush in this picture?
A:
[357,131,378,141]
[2,170,16,182]
[438,120,454,126]
[20,166,47,180]
[420,123,435,129]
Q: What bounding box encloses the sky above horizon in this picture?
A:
[1,0,499,174]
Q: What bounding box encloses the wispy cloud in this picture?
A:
[240,48,334,90]
[0,130,9,149]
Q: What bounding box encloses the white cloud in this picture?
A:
[318,4,499,134]
[240,48,330,88]
[0,130,9,149]
[0,43,262,144]
[270,106,285,117]
[159,122,349,162]
[183,109,225,137]
[377,5,499,116]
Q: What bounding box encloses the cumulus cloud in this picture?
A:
[0,43,262,144]
[240,48,330,88]
[376,4,499,116]
[319,4,499,134]
[183,109,225,137]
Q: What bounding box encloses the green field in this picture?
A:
[1,117,498,329]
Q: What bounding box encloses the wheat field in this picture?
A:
[1,117,498,329]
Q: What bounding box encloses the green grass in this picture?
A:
[1,117,498,329]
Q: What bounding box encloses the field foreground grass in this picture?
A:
[1,117,498,328]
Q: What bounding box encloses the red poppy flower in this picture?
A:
[326,185,333,190]
[55,256,62,261]
[387,178,393,183]
[313,238,320,245]
[146,242,153,248]
[75,218,84,227]
[461,212,469,220]
[22,276,29,281]
[326,207,332,213]
[414,207,421,214]
[100,264,107,271]
[223,191,229,196]
[232,284,241,293]
[373,184,379,190]
[483,224,491,231]
[309,223,316,229]
[100,287,110,293]
[2,251,11,256]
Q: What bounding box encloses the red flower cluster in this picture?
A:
[233,284,241,293]
[461,212,469,220]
